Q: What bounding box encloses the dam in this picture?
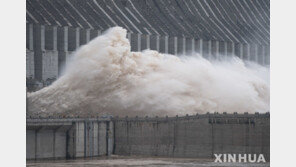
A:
[26,0,270,164]
[26,112,270,161]
[26,0,270,91]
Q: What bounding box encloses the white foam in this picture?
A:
[27,27,269,117]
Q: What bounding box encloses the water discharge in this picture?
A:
[27,27,269,117]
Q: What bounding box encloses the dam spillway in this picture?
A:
[26,0,270,164]
[26,0,270,90]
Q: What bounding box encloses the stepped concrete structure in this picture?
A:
[26,0,270,90]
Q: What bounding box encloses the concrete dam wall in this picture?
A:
[26,117,114,160]
[113,113,269,160]
[26,0,270,91]
[26,23,270,91]
[26,113,269,160]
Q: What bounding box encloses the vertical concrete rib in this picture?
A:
[247,44,251,61]
[255,45,258,63]
[216,41,219,58]
[182,37,186,55]
[165,36,169,54]
[192,38,195,54]
[262,46,265,66]
[156,35,160,52]
[174,37,178,55]
[208,40,212,59]
[53,26,57,51]
[29,24,34,50]
[33,25,45,80]
[86,29,90,43]
[240,43,243,59]
[231,42,235,57]
[137,33,141,51]
[41,26,45,51]
[33,25,45,51]
[199,39,203,57]
[64,27,68,51]
[75,27,80,49]
[147,35,150,49]
[224,42,227,56]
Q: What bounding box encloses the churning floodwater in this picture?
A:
[27,27,269,117]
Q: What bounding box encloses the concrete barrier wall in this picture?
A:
[113,113,270,160]
[26,113,269,160]
[26,118,113,160]
[27,24,270,87]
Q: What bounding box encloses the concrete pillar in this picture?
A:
[42,50,58,81]
[137,33,141,51]
[182,37,186,55]
[57,27,69,76]
[26,50,35,78]
[165,36,168,54]
[45,26,54,50]
[33,25,45,80]
[98,122,107,155]
[53,27,57,51]
[76,28,80,48]
[63,27,68,51]
[141,34,147,50]
[93,122,99,156]
[75,122,85,157]
[208,41,212,59]
[86,29,90,43]
[199,39,203,56]
[147,35,150,49]
[107,121,114,156]
[79,29,88,45]
[192,38,195,54]
[185,38,193,55]
[240,44,243,59]
[231,42,235,57]
[265,45,270,65]
[57,27,68,52]
[255,45,258,63]
[174,37,178,55]
[247,44,251,61]
[33,25,45,51]
[216,41,219,58]
[224,42,228,56]
[84,121,95,157]
[156,35,160,51]
[68,27,77,51]
[29,24,34,50]
[262,46,265,66]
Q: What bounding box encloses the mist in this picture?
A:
[27,27,269,117]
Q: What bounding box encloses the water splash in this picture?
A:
[27,27,269,117]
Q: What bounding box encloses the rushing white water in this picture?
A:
[27,27,269,117]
